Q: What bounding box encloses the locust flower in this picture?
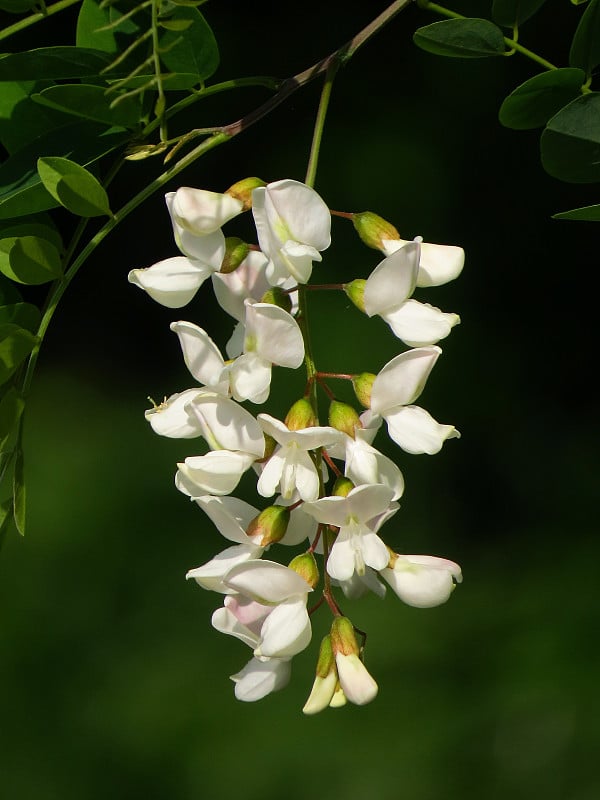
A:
[370,346,460,455]
[364,242,460,346]
[330,616,378,706]
[302,484,398,582]
[167,186,244,235]
[252,179,331,285]
[381,553,462,607]
[381,236,464,288]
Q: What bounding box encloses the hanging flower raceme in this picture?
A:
[133,176,464,713]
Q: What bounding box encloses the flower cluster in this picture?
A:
[129,178,463,711]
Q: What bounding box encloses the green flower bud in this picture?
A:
[330,616,360,657]
[225,177,266,211]
[288,551,320,588]
[257,433,277,463]
[260,286,292,313]
[220,237,250,274]
[352,211,400,251]
[343,279,366,312]
[332,476,355,498]
[302,635,338,715]
[352,372,376,409]
[285,398,317,431]
[246,505,290,546]
[328,400,362,438]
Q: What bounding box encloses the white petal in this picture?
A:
[335,653,378,705]
[384,404,460,455]
[144,388,204,438]
[370,346,441,413]
[128,257,210,308]
[278,240,320,284]
[211,606,259,649]
[264,179,331,251]
[360,530,390,572]
[381,237,464,287]
[336,568,386,600]
[186,544,261,592]
[193,495,260,544]
[381,554,461,607]
[303,672,338,715]
[382,299,460,347]
[176,451,254,496]
[302,495,350,528]
[344,439,405,501]
[257,599,312,658]
[256,448,285,498]
[229,353,272,403]
[170,321,226,386]
[223,559,312,603]
[246,302,305,368]
[363,242,419,316]
[187,394,264,456]
[326,533,356,582]
[225,321,245,359]
[231,656,291,702]
[346,484,395,524]
[211,250,270,321]
[171,187,243,234]
[291,447,320,502]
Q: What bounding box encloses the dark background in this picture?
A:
[1,2,599,799]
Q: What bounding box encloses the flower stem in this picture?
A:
[305,58,340,189]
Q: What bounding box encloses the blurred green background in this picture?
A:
[1,1,599,798]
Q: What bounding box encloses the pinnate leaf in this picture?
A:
[552,203,600,220]
[499,68,585,129]
[33,84,141,129]
[540,93,600,182]
[0,47,113,82]
[0,236,63,285]
[569,0,600,76]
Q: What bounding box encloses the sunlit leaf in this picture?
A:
[0,323,38,387]
[33,84,141,129]
[0,47,113,82]
[492,0,548,26]
[0,302,41,333]
[76,0,140,53]
[0,123,127,219]
[37,157,112,217]
[569,0,600,76]
[499,68,585,129]
[552,203,600,220]
[159,7,219,80]
[0,216,63,252]
[413,19,506,58]
[0,236,63,285]
[0,385,25,453]
[540,93,600,182]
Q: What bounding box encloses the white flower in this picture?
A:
[170,321,231,396]
[381,236,464,287]
[167,186,244,236]
[302,484,398,582]
[211,249,271,323]
[257,414,341,501]
[144,388,206,438]
[230,656,292,702]
[128,255,221,308]
[381,554,462,607]
[335,652,378,705]
[252,179,331,285]
[364,242,460,346]
[370,346,460,455]
[341,432,405,501]
[176,450,256,496]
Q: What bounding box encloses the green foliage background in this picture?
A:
[1,2,599,798]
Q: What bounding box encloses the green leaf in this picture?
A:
[0,236,63,285]
[0,47,113,82]
[0,0,37,11]
[76,0,140,53]
[541,93,600,182]
[413,19,507,58]
[552,203,600,220]
[159,18,194,31]
[13,447,25,536]
[33,84,141,129]
[492,0,548,26]
[499,68,585,129]
[0,386,24,453]
[37,157,112,217]
[0,218,63,253]
[159,7,219,80]
[0,122,127,220]
[0,323,38,387]
[0,80,72,155]
[569,0,600,76]
[0,302,41,333]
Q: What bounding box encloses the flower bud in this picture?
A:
[288,551,319,588]
[344,279,366,312]
[225,177,266,211]
[260,286,293,313]
[328,400,362,438]
[285,398,317,431]
[332,476,355,498]
[246,505,290,546]
[352,211,400,251]
[330,617,378,706]
[351,372,376,408]
[330,616,360,657]
[259,433,277,463]
[302,635,338,715]
[220,237,250,274]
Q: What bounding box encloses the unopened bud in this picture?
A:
[258,433,277,463]
[352,372,376,408]
[328,400,362,438]
[260,286,292,313]
[353,211,400,251]
[225,177,266,211]
[330,616,360,657]
[220,237,250,274]
[344,279,366,312]
[288,551,319,588]
[302,635,338,715]
[246,505,290,546]
[285,398,317,431]
[332,476,355,498]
